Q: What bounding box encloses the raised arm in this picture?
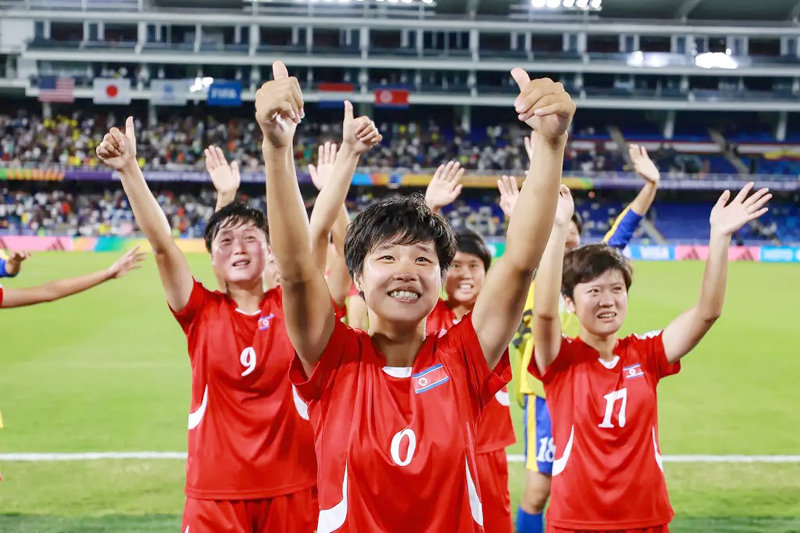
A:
[1,251,31,277]
[308,140,340,273]
[257,61,334,374]
[626,144,660,216]
[308,141,350,306]
[662,183,770,363]
[205,145,241,212]
[96,117,194,311]
[603,144,660,248]
[424,161,464,215]
[1,247,144,308]
[472,71,575,368]
[308,101,381,263]
[204,145,243,292]
[532,187,574,373]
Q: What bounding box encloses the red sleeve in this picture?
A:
[437,314,512,409]
[0,286,4,307]
[168,279,210,333]
[634,331,680,380]
[289,318,359,403]
[529,336,573,384]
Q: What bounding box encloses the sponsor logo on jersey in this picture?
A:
[623,363,645,379]
[258,313,275,331]
[412,364,450,394]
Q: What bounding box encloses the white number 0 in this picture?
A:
[240,347,256,377]
[390,429,417,467]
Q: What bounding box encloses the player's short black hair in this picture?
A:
[571,211,583,234]
[562,243,632,300]
[344,194,456,283]
[204,202,269,253]
[455,228,492,273]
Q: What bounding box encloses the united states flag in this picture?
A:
[38,75,75,103]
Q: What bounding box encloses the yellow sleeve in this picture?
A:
[515,281,583,405]
[515,282,546,404]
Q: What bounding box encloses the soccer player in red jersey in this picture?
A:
[257,60,574,532]
[424,163,516,533]
[505,140,663,533]
[204,141,349,309]
[0,247,143,308]
[530,182,771,532]
[95,111,379,532]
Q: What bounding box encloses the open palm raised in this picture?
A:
[425,160,464,211]
[204,145,241,196]
[709,182,771,237]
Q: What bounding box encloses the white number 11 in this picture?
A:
[599,388,627,428]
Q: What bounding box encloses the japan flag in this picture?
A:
[93,78,132,105]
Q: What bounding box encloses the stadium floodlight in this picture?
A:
[546,0,560,7]
[562,0,575,7]
[422,0,433,3]
[531,0,547,8]
[576,0,589,8]
[695,52,738,69]
[589,0,601,8]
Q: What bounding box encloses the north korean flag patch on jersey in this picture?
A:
[413,364,450,394]
[624,363,645,379]
[258,313,275,331]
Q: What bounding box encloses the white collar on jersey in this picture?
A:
[598,355,620,369]
[382,366,413,378]
[234,307,261,316]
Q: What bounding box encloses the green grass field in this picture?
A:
[1,252,799,532]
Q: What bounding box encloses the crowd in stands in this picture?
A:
[3,184,798,244]
[3,111,799,176]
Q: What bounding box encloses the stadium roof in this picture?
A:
[434,0,800,21]
[146,0,800,22]
[149,0,800,23]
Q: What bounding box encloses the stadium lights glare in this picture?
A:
[695,52,738,69]
[189,76,214,93]
[531,0,598,10]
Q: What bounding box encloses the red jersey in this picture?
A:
[290,315,511,532]
[171,280,316,499]
[529,332,679,529]
[0,286,4,306]
[426,299,515,454]
[332,300,347,322]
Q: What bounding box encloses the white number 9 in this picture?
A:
[240,347,256,377]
